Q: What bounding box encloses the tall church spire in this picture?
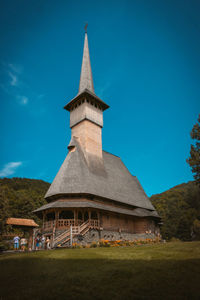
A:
[79,27,94,94]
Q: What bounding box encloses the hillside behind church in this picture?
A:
[0,177,199,240]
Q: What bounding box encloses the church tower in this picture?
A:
[64,29,109,160]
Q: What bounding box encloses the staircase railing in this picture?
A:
[53,228,70,246]
[52,219,99,247]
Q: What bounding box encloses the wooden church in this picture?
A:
[34,29,160,247]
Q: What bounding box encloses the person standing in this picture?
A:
[35,236,40,250]
[41,235,46,249]
[13,236,20,250]
[46,237,50,250]
[20,237,27,251]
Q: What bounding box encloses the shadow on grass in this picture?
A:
[0,256,200,300]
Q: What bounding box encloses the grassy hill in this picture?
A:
[0,178,50,232]
[151,181,200,240]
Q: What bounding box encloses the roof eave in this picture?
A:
[44,192,156,212]
[64,89,109,111]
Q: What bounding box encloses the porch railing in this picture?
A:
[43,219,99,231]
[58,219,83,228]
[89,219,99,228]
[43,220,55,230]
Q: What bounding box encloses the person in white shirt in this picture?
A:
[13,236,20,250]
[41,236,46,249]
[20,237,27,251]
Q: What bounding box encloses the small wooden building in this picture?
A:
[6,218,39,249]
[34,29,160,247]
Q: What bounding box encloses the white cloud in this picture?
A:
[0,162,22,177]
[8,71,18,86]
[8,63,22,74]
[1,62,44,107]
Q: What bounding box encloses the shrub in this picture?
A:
[0,241,9,252]
[72,243,81,249]
[90,242,98,248]
[99,239,111,247]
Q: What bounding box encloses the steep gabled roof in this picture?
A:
[45,138,155,211]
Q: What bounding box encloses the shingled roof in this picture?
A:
[34,199,159,218]
[6,218,39,227]
[45,137,156,212]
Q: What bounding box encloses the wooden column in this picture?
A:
[97,211,100,227]
[28,228,33,251]
[42,211,46,229]
[55,210,59,229]
[82,210,84,222]
[89,210,91,226]
[74,209,77,225]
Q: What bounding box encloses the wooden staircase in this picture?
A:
[53,220,91,248]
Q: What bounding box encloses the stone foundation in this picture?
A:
[41,228,158,248]
[72,229,157,246]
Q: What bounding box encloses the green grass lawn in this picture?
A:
[0,242,200,300]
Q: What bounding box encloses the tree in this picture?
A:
[187,115,200,186]
[0,186,10,235]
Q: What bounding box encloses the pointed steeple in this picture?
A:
[64,25,109,113]
[79,29,95,94]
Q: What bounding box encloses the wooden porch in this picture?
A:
[42,208,100,232]
[43,219,99,231]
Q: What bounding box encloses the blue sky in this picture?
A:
[0,0,199,196]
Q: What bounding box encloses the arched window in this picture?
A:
[91,211,98,220]
[84,211,89,221]
[59,210,74,219]
[46,212,55,221]
[78,211,83,220]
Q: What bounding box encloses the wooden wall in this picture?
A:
[101,212,155,234]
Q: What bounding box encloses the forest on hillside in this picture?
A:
[151,181,200,240]
[0,178,49,234]
[0,177,200,240]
